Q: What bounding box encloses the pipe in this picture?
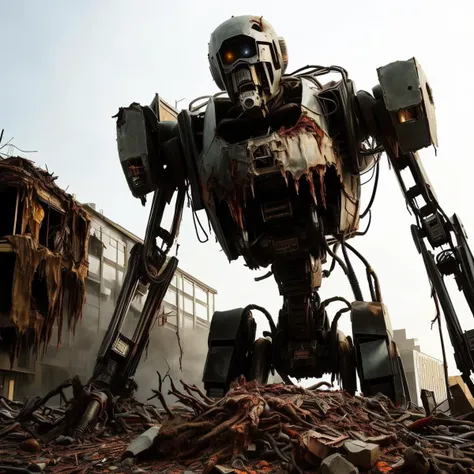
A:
[74,391,108,438]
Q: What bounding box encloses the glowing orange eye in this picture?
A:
[224,51,234,63]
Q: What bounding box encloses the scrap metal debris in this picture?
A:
[1,377,474,473]
[0,156,90,356]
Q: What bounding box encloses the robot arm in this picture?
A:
[357,58,474,394]
[90,102,188,395]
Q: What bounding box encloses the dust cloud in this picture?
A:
[134,324,210,404]
[13,308,210,408]
[13,299,281,406]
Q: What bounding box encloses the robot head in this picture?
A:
[208,15,288,115]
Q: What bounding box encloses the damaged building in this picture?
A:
[393,329,448,408]
[0,156,91,397]
[0,158,218,401]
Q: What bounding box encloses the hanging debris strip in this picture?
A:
[0,156,90,357]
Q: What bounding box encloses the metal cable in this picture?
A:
[340,236,364,301]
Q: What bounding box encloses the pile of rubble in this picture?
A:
[1,376,474,474]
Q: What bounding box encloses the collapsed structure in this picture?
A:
[0,156,90,360]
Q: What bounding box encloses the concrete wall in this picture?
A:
[394,329,447,406]
[414,351,447,406]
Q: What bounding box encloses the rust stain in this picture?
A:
[250,16,266,31]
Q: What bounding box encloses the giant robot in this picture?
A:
[89,15,474,407]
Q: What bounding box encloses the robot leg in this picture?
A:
[202,307,273,397]
[351,301,410,406]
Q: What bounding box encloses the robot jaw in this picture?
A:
[229,63,267,115]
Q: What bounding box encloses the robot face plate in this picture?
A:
[209,15,288,114]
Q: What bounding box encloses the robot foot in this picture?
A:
[351,301,410,406]
[335,331,358,395]
[202,307,273,398]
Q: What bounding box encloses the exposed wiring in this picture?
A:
[343,242,382,303]
[360,137,384,157]
[436,249,455,266]
[329,306,352,380]
[255,270,273,282]
[286,64,350,81]
[322,243,340,278]
[244,304,277,340]
[244,304,294,386]
[340,235,364,301]
[354,210,372,236]
[189,95,212,112]
[299,84,340,117]
[325,241,348,276]
[188,91,228,113]
[360,145,384,156]
[187,187,209,244]
[285,65,353,122]
[326,210,373,247]
[361,162,377,185]
[321,296,352,311]
[0,143,37,154]
[324,239,366,302]
[360,160,380,219]
[330,307,351,345]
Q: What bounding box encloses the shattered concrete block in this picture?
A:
[123,426,161,459]
[343,439,381,469]
[320,453,358,474]
[303,429,347,459]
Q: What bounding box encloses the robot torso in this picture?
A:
[196,76,362,273]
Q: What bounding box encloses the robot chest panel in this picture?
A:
[200,78,341,198]
[201,113,341,204]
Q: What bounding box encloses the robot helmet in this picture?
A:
[208,15,288,114]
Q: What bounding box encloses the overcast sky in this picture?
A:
[1,0,474,382]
